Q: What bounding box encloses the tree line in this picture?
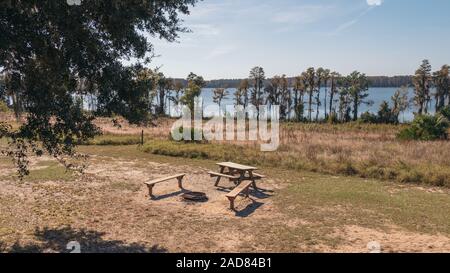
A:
[205,75,413,89]
[2,60,449,125]
[98,60,447,124]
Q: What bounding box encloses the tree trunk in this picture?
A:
[438,93,445,111]
[324,86,328,119]
[315,92,320,121]
[159,89,165,115]
[294,91,298,121]
[353,97,359,121]
[308,90,313,122]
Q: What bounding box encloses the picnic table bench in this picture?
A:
[225,181,253,210]
[210,162,265,190]
[144,173,186,197]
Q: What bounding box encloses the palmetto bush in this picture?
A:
[398,114,449,141]
[440,106,450,120]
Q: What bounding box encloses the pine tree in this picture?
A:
[413,60,433,115]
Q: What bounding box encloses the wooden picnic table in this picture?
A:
[210,162,265,190]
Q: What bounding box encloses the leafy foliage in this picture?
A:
[359,111,379,124]
[440,106,450,120]
[0,0,198,176]
[377,101,398,124]
[398,114,449,141]
[413,60,433,115]
[180,72,205,114]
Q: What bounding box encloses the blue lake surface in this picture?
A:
[81,87,435,122]
[191,87,433,122]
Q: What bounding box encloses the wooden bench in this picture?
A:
[252,173,266,179]
[225,181,253,210]
[144,174,186,197]
[208,171,240,186]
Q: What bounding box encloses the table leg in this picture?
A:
[235,170,246,186]
[215,166,225,186]
[248,170,258,191]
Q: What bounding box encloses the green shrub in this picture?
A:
[397,114,449,141]
[359,102,398,124]
[440,106,450,120]
[377,101,398,124]
[359,111,378,124]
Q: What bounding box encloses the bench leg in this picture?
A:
[214,177,221,187]
[147,185,154,197]
[226,196,236,210]
[177,177,184,189]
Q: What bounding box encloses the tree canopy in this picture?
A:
[0,0,198,176]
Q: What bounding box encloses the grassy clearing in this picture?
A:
[79,145,450,239]
[1,144,450,252]
[73,145,450,239]
[141,139,450,188]
[277,172,450,235]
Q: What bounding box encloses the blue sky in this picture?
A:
[149,0,450,80]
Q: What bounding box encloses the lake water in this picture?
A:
[181,87,432,122]
[80,87,435,122]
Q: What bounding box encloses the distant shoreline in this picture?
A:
[169,76,414,89]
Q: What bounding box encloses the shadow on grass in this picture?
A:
[1,227,167,253]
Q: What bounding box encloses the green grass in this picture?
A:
[22,161,74,182]
[80,134,145,146]
[140,140,450,188]
[277,173,450,235]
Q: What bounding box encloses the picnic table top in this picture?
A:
[216,162,258,171]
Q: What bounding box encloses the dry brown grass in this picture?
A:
[136,119,450,187]
[2,113,450,186]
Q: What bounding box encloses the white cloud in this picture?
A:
[331,0,383,35]
[367,0,383,6]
